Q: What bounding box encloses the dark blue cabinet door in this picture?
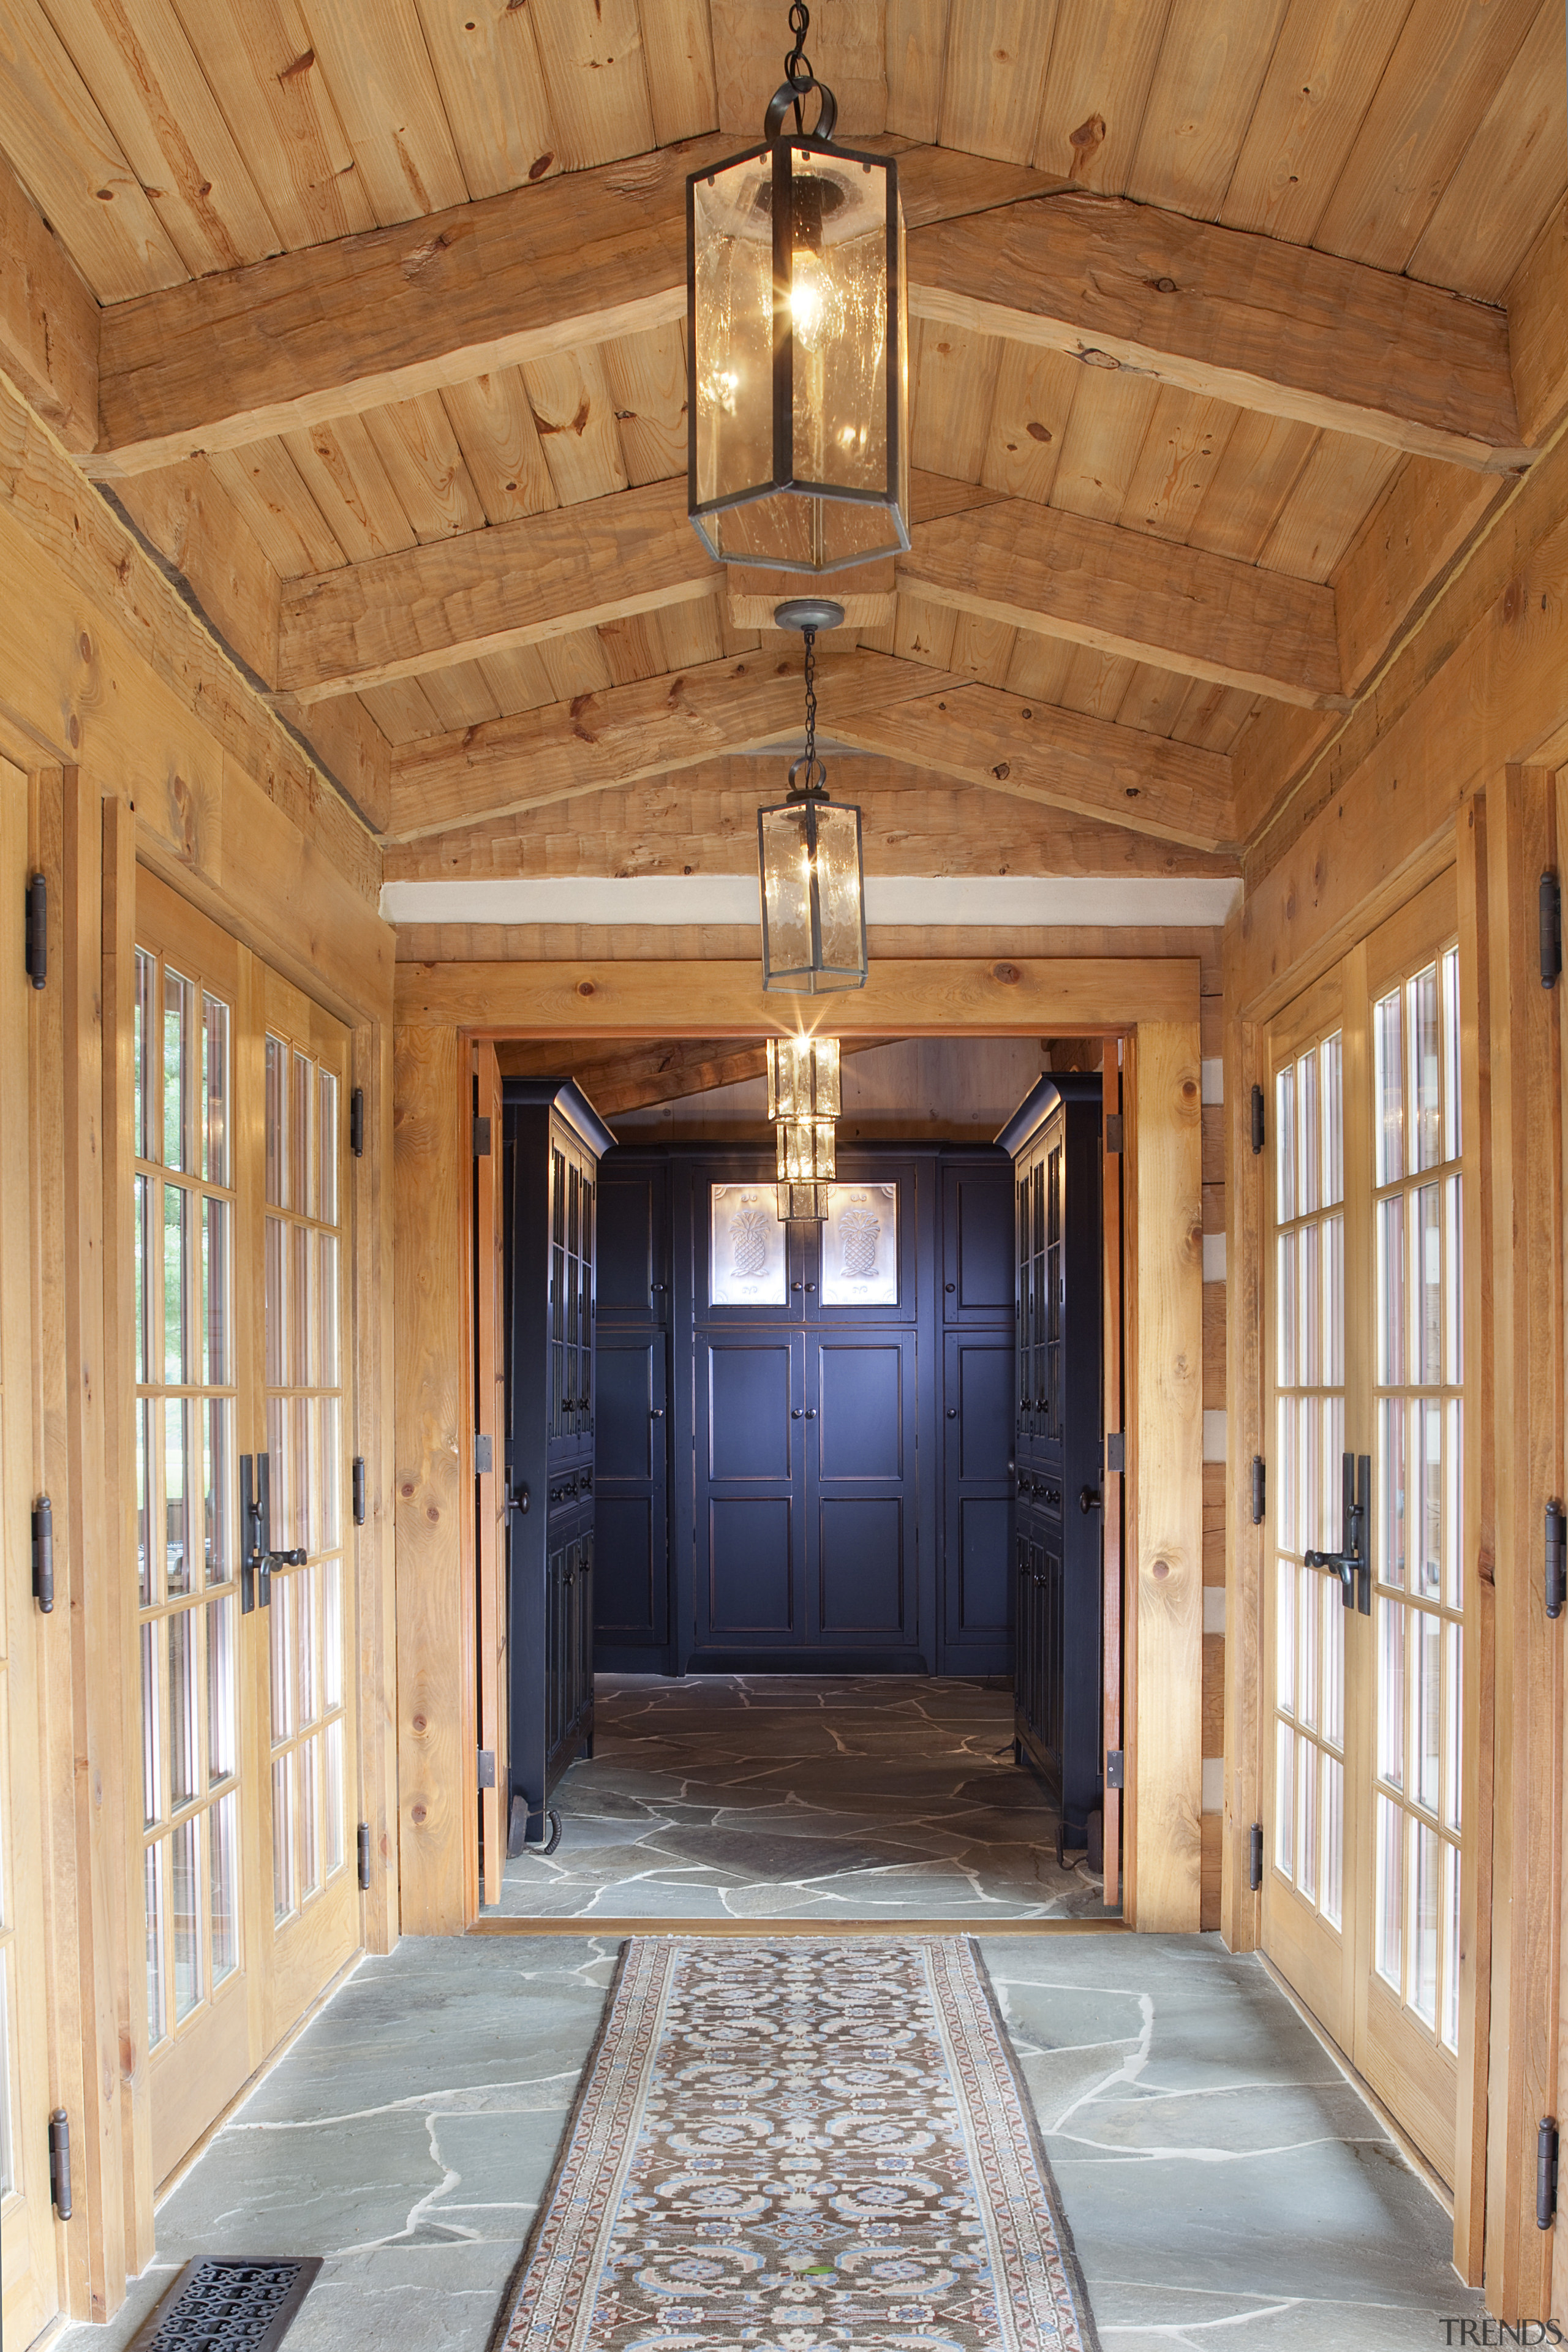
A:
[941,1161,1015,1320]
[696,1335,805,1643]
[598,1163,668,1318]
[812,1332,919,1646]
[942,1329,1015,1664]
[594,1332,668,1654]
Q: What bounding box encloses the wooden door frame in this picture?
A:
[394,951,1205,1936]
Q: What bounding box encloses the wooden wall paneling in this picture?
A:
[410,0,557,201]
[473,1041,506,1908]
[1218,964,1261,1952]
[1481,767,1561,2323]
[1453,791,1495,2290]
[937,0,1057,165]
[1231,423,1568,1018]
[1101,1049,1123,1910]
[110,459,283,690]
[1218,0,1412,247]
[353,1013,399,1951]
[1509,192,1568,453]
[1123,1016,1204,1932]
[26,764,94,2320]
[59,766,132,2312]
[393,1023,472,1934]
[284,0,469,225]
[635,0,717,145]
[885,0,951,141]
[99,791,154,2267]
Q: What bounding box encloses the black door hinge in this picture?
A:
[1104,1114,1123,1154]
[356,1822,371,1891]
[478,1749,496,1789]
[1105,1432,1125,1475]
[32,1494,53,1613]
[474,1114,492,1157]
[1540,2116,1559,2230]
[1250,1083,1265,1155]
[1251,1456,1266,1526]
[1548,1501,1567,1620]
[1542,873,1562,989]
[24,873,46,989]
[1105,1749,1124,1790]
[48,2108,70,2218]
[1250,1823,1264,1890]
[349,1086,364,1158]
[352,1456,366,1526]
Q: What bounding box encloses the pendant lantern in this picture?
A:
[757,600,867,995]
[687,4,910,574]
[767,1035,841,1223]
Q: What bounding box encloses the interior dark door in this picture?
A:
[810,1330,919,1648]
[594,1332,668,1657]
[696,1333,805,1646]
[941,1329,1016,1670]
[943,1161,1015,1319]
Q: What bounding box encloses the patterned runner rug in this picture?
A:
[491,1936,1099,2351]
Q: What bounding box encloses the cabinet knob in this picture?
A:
[945,1281,956,1293]
[650,1406,665,1419]
[792,1408,804,1419]
[804,1407,817,1420]
[804,1281,815,1292]
[650,1281,667,1292]
[791,1280,802,1291]
[946,1406,958,1419]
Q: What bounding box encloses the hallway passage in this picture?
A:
[56,1932,1480,2352]
[499,1675,1108,1921]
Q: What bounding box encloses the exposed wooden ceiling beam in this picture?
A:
[279,472,1338,711]
[385,647,1237,852]
[386,647,965,840]
[277,476,718,703]
[88,143,1060,479]
[911,193,1528,475]
[900,500,1343,710]
[829,682,1240,848]
[86,141,1528,481]
[495,1033,892,1114]
[396,956,1200,1036]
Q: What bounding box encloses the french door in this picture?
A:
[1,761,59,2346]
[134,872,358,2182]
[1264,870,1468,2180]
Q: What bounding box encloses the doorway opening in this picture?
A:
[472,1034,1129,1928]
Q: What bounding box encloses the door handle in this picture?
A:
[1079,1486,1101,1515]
[1306,1452,1372,1613]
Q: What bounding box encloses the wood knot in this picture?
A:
[411,1803,427,1825]
[78,631,91,660]
[577,979,596,997]
[412,1714,427,1734]
[992,962,1019,985]
[992,761,1011,780]
[1025,421,1052,443]
[1153,1558,1170,1580]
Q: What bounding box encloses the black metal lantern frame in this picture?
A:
[686,12,910,576]
[756,606,867,995]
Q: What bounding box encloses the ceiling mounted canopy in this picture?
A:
[757,599,868,995]
[686,2,910,574]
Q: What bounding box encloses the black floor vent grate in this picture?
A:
[127,2258,323,2352]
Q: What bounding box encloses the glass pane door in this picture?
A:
[257,981,357,2045]
[1262,875,1468,2185]
[131,898,254,2184]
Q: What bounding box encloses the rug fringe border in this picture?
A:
[963,1933,1106,2352]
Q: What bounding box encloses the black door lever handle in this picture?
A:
[1306,1452,1372,1613]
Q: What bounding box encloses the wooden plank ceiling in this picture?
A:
[2,0,1565,902]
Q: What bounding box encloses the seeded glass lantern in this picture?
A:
[687,6,909,573]
[757,600,867,994]
[767,1036,840,1221]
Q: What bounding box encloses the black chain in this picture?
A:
[802,625,818,769]
[785,2,812,91]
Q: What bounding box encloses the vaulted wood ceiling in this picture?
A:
[2,0,1564,891]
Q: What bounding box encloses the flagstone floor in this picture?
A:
[494,1672,1110,1921]
[57,1931,1482,2352]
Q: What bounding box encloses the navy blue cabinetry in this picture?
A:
[503,1079,614,1845]
[998,1077,1104,1842]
